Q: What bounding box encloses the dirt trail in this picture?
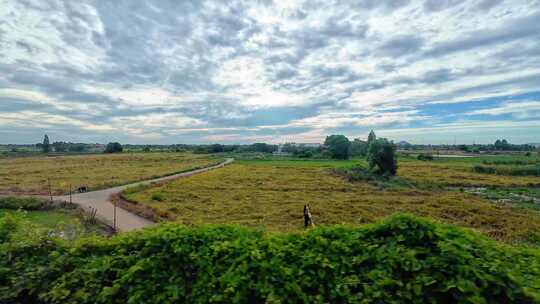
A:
[54,158,234,232]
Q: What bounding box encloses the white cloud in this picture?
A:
[468,101,540,118]
[1,0,539,143]
[0,0,108,73]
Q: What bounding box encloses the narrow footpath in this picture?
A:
[55,158,234,232]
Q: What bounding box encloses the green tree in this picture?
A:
[349,139,368,157]
[494,139,510,151]
[68,143,86,152]
[42,134,50,153]
[250,143,277,153]
[209,144,225,153]
[367,130,377,144]
[104,142,123,153]
[367,138,397,175]
[52,141,67,152]
[324,135,351,159]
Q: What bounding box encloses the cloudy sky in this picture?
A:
[1,0,540,144]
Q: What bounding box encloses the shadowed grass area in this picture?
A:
[0,208,109,237]
[0,152,223,195]
[0,209,80,228]
[124,161,540,245]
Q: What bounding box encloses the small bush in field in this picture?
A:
[151,192,165,202]
[417,153,434,161]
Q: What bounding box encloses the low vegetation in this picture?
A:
[0,197,110,238]
[123,161,540,245]
[465,187,540,211]
[0,153,223,195]
[417,153,434,161]
[1,214,538,303]
[473,164,540,176]
[398,155,540,187]
[335,165,415,189]
[0,196,52,210]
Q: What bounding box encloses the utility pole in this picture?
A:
[113,201,117,232]
[48,178,53,203]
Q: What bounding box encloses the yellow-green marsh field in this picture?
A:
[0,152,223,195]
[399,155,540,187]
[124,157,540,245]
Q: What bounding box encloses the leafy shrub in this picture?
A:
[473,165,497,174]
[1,214,539,303]
[336,166,417,189]
[367,138,398,175]
[296,150,313,158]
[337,165,377,182]
[151,192,164,202]
[417,154,434,161]
[0,196,51,210]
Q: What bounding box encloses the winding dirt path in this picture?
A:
[54,158,234,232]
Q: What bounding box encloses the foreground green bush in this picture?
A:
[1,214,539,303]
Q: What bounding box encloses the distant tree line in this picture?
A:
[399,139,535,153]
[281,143,322,158]
[36,135,87,153]
[50,142,87,152]
[26,133,536,161]
[35,135,123,154]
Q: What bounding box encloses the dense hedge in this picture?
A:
[1,214,539,303]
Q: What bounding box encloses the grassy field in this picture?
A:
[0,152,223,195]
[399,155,540,187]
[124,158,540,245]
[1,209,80,227]
[0,208,109,237]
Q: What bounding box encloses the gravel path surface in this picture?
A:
[54,158,234,232]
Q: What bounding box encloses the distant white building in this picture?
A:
[272,144,291,156]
